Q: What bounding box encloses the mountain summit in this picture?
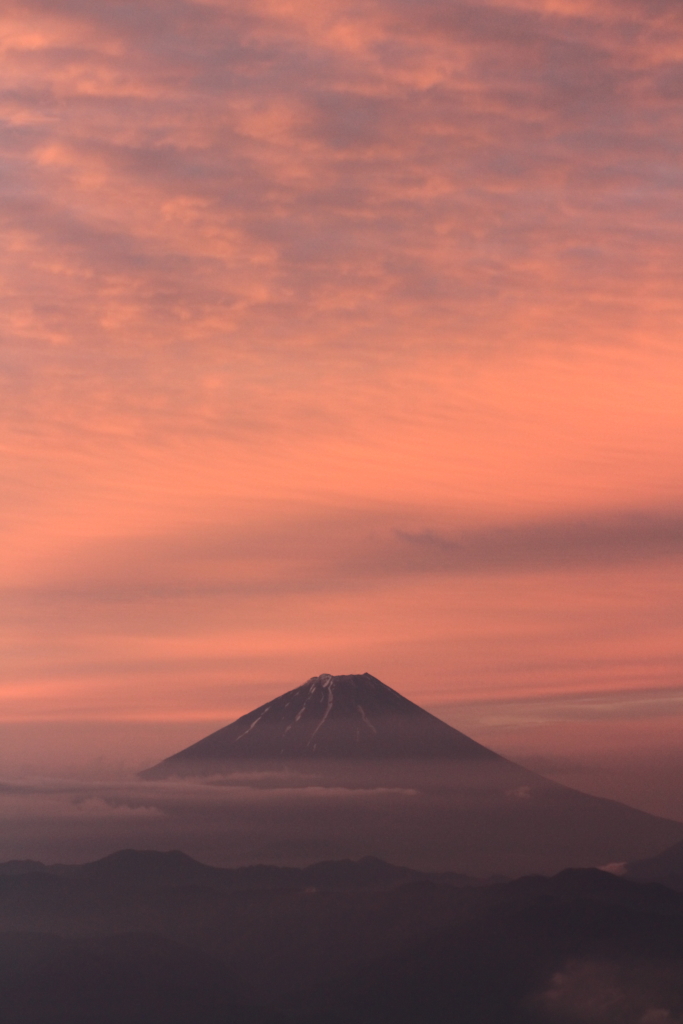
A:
[140,673,497,778]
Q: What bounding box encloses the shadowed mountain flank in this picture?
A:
[140,673,499,779]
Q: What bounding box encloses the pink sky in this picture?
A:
[1,0,682,803]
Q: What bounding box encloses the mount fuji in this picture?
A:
[140,673,502,774]
[139,673,683,874]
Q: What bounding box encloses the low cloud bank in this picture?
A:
[0,757,680,879]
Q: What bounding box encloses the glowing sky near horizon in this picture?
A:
[1,0,683,782]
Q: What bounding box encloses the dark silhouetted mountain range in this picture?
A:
[2,847,683,1023]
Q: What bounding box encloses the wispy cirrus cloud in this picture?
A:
[2,0,682,369]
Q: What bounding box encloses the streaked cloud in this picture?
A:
[5,505,683,603]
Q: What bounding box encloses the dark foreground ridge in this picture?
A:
[625,837,683,891]
[139,672,499,777]
[0,848,480,889]
[3,847,683,1023]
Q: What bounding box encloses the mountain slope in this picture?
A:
[139,673,498,777]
